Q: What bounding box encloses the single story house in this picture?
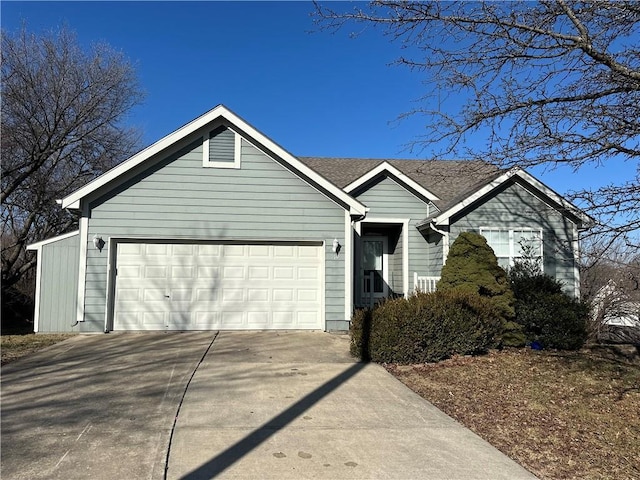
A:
[28,105,592,333]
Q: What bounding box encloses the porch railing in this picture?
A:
[414,273,440,293]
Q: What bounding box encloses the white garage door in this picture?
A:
[113,242,323,331]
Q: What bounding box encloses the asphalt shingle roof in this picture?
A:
[298,157,503,212]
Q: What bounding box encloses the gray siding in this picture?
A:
[450,180,578,295]
[36,234,80,333]
[82,138,346,332]
[424,230,444,276]
[354,176,436,288]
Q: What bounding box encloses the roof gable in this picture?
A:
[344,161,439,205]
[61,106,366,216]
[421,168,594,229]
[298,157,501,210]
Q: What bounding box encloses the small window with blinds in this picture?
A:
[202,126,241,168]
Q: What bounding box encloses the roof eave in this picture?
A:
[60,105,366,215]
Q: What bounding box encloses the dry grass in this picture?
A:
[1,334,75,365]
[387,348,640,480]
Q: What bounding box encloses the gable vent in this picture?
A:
[203,126,241,169]
[209,127,235,163]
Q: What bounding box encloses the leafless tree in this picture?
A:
[1,27,144,297]
[314,1,640,245]
[581,236,639,342]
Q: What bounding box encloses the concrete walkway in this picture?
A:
[1,332,215,480]
[1,332,537,480]
[167,331,536,479]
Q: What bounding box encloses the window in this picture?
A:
[480,228,543,271]
[202,126,241,168]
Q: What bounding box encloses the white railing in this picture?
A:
[414,273,440,293]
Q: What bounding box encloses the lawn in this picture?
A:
[387,348,640,480]
[1,334,75,365]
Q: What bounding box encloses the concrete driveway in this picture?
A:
[1,332,536,480]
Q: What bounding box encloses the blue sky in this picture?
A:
[2,1,633,202]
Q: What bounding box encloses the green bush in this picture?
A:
[509,267,590,350]
[438,231,515,321]
[501,321,527,348]
[350,290,503,363]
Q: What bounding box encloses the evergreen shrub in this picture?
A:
[350,290,503,363]
[438,231,515,321]
[509,263,590,350]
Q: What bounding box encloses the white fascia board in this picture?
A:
[27,230,80,250]
[61,105,366,216]
[344,161,440,203]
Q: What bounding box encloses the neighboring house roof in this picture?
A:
[298,157,501,211]
[60,105,367,216]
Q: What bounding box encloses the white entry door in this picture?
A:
[113,242,323,331]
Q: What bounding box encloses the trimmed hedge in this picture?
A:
[350,290,503,363]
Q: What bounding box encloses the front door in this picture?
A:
[361,236,388,302]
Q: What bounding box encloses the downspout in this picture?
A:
[428,222,450,266]
[428,221,446,236]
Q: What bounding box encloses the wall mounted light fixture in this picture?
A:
[332,238,342,256]
[93,235,105,252]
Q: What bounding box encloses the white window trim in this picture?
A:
[480,227,544,271]
[202,126,242,169]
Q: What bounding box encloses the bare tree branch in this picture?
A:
[1,26,144,293]
[314,1,640,245]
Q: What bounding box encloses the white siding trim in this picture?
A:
[104,237,116,332]
[27,230,79,250]
[344,211,353,322]
[76,214,89,324]
[402,219,409,297]
[32,247,42,332]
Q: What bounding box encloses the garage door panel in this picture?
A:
[249,245,270,257]
[224,245,246,257]
[145,266,167,278]
[222,288,244,302]
[273,267,294,279]
[298,289,318,302]
[274,245,295,257]
[247,289,269,302]
[223,266,245,279]
[297,311,320,327]
[114,242,322,331]
[248,266,269,280]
